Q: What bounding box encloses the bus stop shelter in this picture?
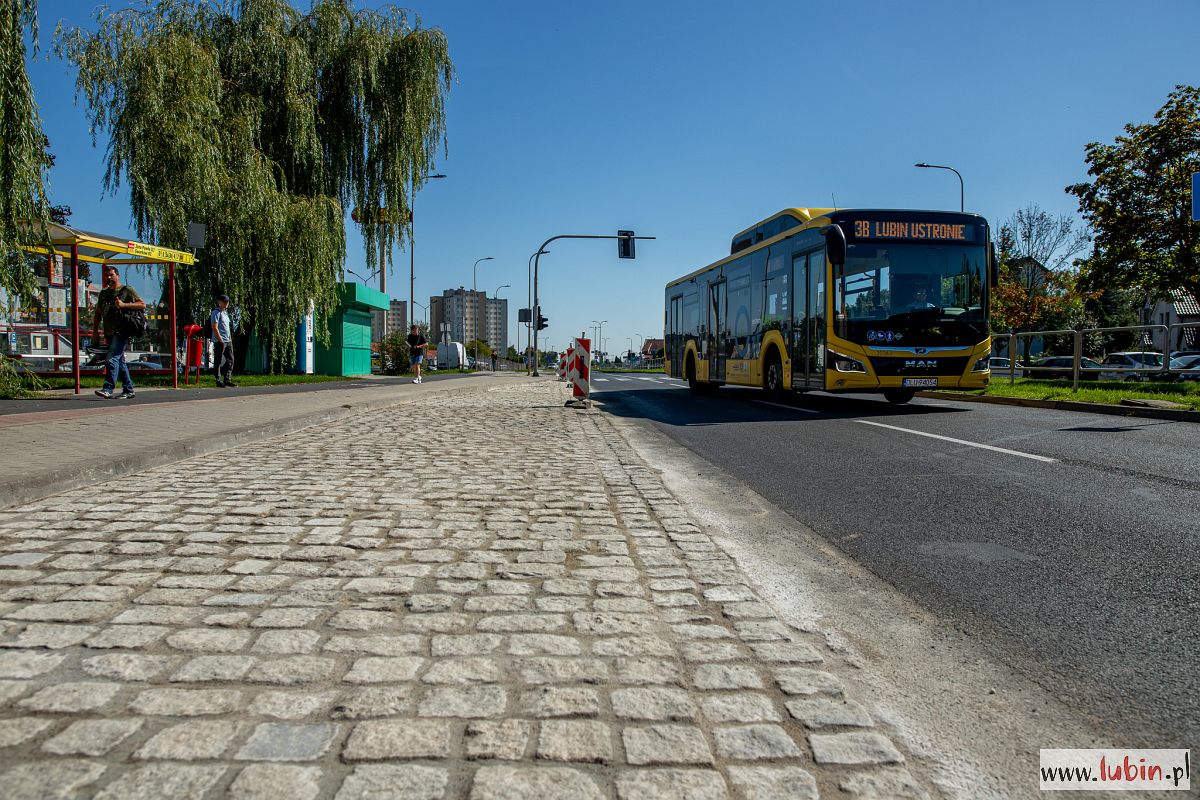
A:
[12,222,195,394]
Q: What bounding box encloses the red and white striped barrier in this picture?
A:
[559,346,573,381]
[570,336,591,402]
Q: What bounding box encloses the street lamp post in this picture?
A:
[914,163,963,212]
[472,256,494,370]
[410,173,446,332]
[494,283,510,365]
[591,319,607,364]
[412,300,428,326]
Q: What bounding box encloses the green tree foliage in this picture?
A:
[57,0,454,367]
[1,0,53,304]
[990,204,1093,341]
[1067,85,1200,302]
[467,339,491,359]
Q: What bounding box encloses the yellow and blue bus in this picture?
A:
[664,208,994,404]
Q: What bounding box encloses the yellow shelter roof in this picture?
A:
[24,222,194,266]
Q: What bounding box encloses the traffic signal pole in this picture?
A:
[530,232,654,377]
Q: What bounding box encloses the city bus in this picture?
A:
[664,208,994,404]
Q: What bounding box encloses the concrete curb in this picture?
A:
[917,390,1198,423]
[1,375,534,510]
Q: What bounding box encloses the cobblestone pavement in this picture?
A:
[0,382,930,799]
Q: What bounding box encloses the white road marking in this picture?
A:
[593,377,608,382]
[634,377,659,382]
[855,420,1057,463]
[752,400,821,414]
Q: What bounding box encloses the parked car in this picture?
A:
[1169,354,1200,381]
[988,356,1029,376]
[1097,351,1169,382]
[1170,350,1200,361]
[1026,355,1103,380]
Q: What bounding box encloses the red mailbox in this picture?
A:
[183,324,205,386]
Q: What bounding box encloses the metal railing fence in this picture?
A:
[996,321,1200,391]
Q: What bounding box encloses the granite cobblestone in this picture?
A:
[0,382,926,797]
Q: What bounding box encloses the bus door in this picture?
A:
[708,279,727,381]
[668,294,683,376]
[790,249,826,389]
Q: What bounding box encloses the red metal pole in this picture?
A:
[168,262,178,389]
[71,244,80,394]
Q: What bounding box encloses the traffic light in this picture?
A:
[537,314,549,331]
[618,230,635,259]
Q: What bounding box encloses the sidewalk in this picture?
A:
[0,374,520,511]
[0,380,930,799]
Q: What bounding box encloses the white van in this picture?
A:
[437,341,467,369]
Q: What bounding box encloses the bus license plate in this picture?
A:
[902,378,938,388]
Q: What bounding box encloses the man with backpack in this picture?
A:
[91,265,145,399]
[210,294,236,387]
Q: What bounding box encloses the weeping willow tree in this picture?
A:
[1,0,53,304]
[57,0,453,366]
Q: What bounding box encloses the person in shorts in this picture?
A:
[406,324,428,384]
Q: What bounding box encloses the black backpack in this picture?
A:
[116,289,147,336]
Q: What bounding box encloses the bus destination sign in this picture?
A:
[852,219,976,242]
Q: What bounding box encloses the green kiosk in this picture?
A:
[316,282,389,376]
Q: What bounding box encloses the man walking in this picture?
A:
[211,294,236,387]
[92,265,145,399]
[406,324,428,384]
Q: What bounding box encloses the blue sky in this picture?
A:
[26,0,1200,358]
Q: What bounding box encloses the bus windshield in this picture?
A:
[834,243,987,347]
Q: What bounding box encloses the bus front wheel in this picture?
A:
[883,389,915,405]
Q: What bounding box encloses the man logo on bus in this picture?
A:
[905,359,937,369]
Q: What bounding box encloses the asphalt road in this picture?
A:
[593,372,1199,749]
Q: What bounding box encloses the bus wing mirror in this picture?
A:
[822,225,847,266]
[989,242,999,288]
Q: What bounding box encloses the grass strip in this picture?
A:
[943,378,1200,412]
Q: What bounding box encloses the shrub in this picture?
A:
[378,332,411,375]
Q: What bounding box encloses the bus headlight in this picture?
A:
[829,350,867,373]
[972,355,990,372]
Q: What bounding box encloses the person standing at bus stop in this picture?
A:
[92,264,144,399]
[406,324,428,384]
[211,295,236,387]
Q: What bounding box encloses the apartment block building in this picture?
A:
[370,299,408,342]
[429,288,508,354]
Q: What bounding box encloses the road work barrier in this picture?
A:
[567,335,591,407]
[558,345,572,381]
